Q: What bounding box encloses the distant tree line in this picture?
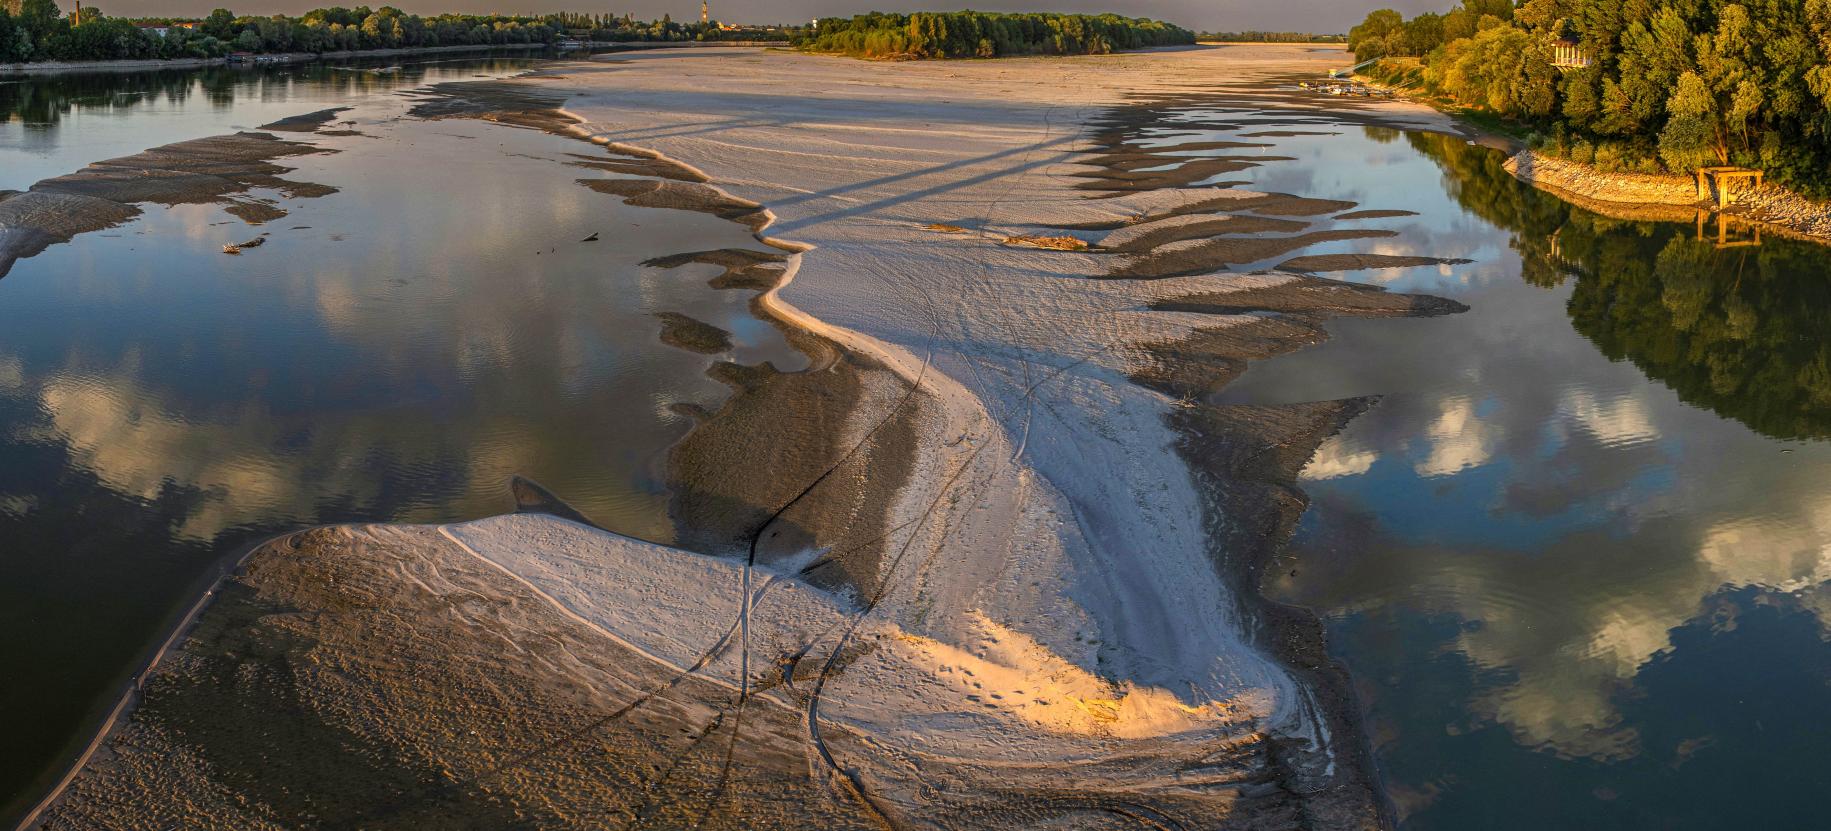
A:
[794,11,1194,59]
[1346,0,1831,197]
[1198,31,1348,43]
[1,3,760,64]
[1346,0,1515,59]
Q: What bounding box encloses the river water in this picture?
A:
[1192,119,1831,827]
[4,61,1829,829]
[0,57,796,818]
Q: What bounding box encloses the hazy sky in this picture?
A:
[84,1,1452,34]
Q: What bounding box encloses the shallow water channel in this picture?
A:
[0,57,796,817]
[1162,112,1831,827]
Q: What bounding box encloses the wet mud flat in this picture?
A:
[23,50,1484,830]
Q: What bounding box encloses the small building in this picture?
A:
[135,23,171,37]
[1552,37,1593,69]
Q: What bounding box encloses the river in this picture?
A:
[3,58,1829,830]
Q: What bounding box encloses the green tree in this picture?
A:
[16,0,59,32]
[0,7,18,63]
[1350,8,1404,59]
[201,7,235,40]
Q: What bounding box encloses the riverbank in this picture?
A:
[1349,67,1831,242]
[22,44,1486,829]
[0,40,783,77]
[1505,148,1831,240]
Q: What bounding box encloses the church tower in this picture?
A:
[700,0,709,25]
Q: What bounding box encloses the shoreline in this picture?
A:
[1352,72,1831,242]
[1504,148,1831,240]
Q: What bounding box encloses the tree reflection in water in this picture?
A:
[1408,131,1831,441]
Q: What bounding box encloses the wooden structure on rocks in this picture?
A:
[1696,166,1764,207]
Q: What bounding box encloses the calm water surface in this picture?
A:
[0,58,795,817]
[1169,113,1831,827]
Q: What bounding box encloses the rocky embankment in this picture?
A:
[1505,149,1831,239]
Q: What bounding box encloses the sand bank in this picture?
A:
[25,44,1481,829]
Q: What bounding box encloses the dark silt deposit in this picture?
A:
[578,178,774,232]
[1106,228,1400,279]
[654,311,734,354]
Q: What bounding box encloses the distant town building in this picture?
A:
[700,0,709,25]
[135,22,171,36]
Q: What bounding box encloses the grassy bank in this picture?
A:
[795,11,1194,60]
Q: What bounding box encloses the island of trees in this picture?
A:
[0,2,779,64]
[793,12,1194,59]
[1346,0,1831,196]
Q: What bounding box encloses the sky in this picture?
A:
[79,1,1452,34]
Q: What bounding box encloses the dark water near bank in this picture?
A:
[0,58,794,818]
[1165,116,1831,827]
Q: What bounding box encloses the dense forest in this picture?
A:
[1347,0,1831,196]
[1198,31,1348,43]
[0,2,748,64]
[794,12,1194,59]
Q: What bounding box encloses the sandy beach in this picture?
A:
[21,44,1484,830]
